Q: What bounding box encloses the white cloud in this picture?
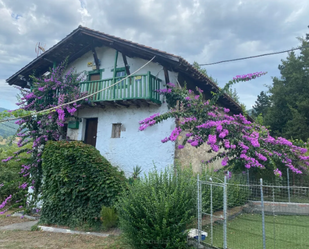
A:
[0,0,308,110]
[0,79,19,110]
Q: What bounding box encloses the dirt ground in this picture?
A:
[0,230,129,249]
[0,211,129,248]
[0,210,32,227]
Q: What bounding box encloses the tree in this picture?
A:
[265,35,309,140]
[252,91,270,117]
[226,87,240,104]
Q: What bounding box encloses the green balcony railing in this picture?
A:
[80,72,162,104]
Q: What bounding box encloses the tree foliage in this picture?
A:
[265,36,309,140]
[0,143,30,207]
[252,91,270,117]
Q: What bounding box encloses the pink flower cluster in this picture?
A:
[233,72,267,81]
[138,76,309,176]
[0,195,12,210]
[155,88,172,94]
[274,168,282,177]
[180,117,197,125]
[19,182,28,189]
[139,113,160,131]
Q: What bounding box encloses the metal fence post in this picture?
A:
[223,175,227,249]
[287,168,291,203]
[272,186,276,249]
[210,177,213,246]
[260,178,266,249]
[197,174,201,245]
[247,169,250,185]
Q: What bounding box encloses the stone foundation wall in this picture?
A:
[175,131,224,173]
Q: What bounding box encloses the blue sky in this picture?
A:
[0,0,308,110]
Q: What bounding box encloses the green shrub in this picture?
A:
[202,170,249,213]
[100,206,118,229]
[31,224,41,231]
[117,166,196,249]
[40,141,126,229]
[0,144,30,204]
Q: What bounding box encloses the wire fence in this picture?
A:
[196,172,309,249]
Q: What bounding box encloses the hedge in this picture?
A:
[40,141,126,229]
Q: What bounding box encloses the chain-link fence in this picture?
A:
[196,172,309,249]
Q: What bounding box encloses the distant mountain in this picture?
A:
[0,107,19,138]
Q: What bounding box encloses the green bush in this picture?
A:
[202,171,249,213]
[0,144,30,204]
[117,166,196,249]
[31,224,41,231]
[100,206,118,229]
[40,141,126,229]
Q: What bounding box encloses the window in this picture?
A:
[111,123,122,138]
[116,70,126,78]
[113,67,127,87]
[87,69,104,81]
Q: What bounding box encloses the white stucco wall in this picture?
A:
[68,46,178,91]
[68,104,176,176]
[66,45,178,176]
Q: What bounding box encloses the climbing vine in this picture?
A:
[0,61,88,213]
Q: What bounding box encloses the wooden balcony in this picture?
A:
[80,72,162,106]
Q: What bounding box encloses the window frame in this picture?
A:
[87,69,105,81]
[111,123,122,138]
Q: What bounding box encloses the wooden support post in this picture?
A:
[122,54,130,75]
[112,51,119,99]
[122,53,131,85]
[91,47,100,70]
[163,67,170,84]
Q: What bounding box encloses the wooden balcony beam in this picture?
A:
[114,100,130,107]
[122,53,130,76]
[91,46,100,70]
[163,67,170,84]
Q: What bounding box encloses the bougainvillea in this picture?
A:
[139,72,309,176]
[0,61,87,213]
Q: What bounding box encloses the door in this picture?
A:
[90,73,100,100]
[84,118,98,147]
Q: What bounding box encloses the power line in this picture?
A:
[0,56,156,124]
[199,44,309,66]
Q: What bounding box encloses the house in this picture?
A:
[6,26,244,175]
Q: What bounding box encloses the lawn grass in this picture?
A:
[203,214,309,249]
[0,230,131,249]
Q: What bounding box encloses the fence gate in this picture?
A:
[197,174,228,249]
